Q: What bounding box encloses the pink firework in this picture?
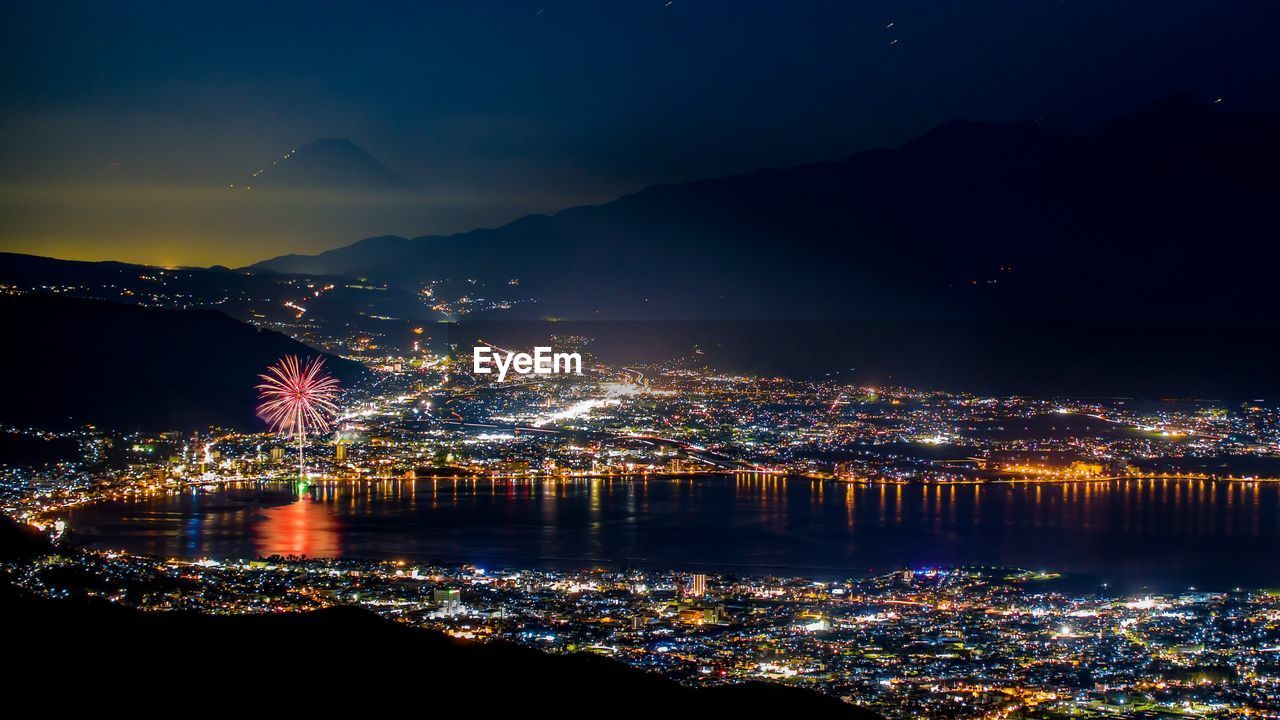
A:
[256,355,340,478]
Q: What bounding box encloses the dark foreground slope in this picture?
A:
[0,521,875,718]
[1,590,880,718]
[0,294,366,431]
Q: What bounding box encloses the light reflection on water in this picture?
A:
[65,475,1280,590]
[254,492,341,559]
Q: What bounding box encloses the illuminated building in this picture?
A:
[690,573,707,597]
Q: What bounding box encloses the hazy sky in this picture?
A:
[3,0,1279,267]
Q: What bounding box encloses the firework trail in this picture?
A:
[256,355,340,478]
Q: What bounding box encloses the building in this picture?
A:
[690,573,707,597]
[1068,460,1105,477]
[434,587,461,611]
[494,459,530,475]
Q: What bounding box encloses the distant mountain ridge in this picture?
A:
[248,234,418,276]
[241,138,413,191]
[246,94,1280,327]
[13,95,1274,397]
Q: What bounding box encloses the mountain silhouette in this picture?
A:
[249,234,416,276]
[242,138,413,191]
[0,295,367,431]
[247,95,1280,327]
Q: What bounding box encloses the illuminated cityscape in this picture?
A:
[8,550,1280,718]
[3,347,1280,717]
[5,347,1278,508]
[4,3,1280,716]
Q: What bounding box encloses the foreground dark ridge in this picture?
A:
[0,587,875,717]
[0,516,877,718]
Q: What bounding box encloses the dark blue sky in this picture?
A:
[3,0,1280,265]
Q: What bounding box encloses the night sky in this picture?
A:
[3,0,1279,266]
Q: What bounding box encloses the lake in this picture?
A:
[64,475,1280,591]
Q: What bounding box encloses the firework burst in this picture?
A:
[256,355,340,478]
